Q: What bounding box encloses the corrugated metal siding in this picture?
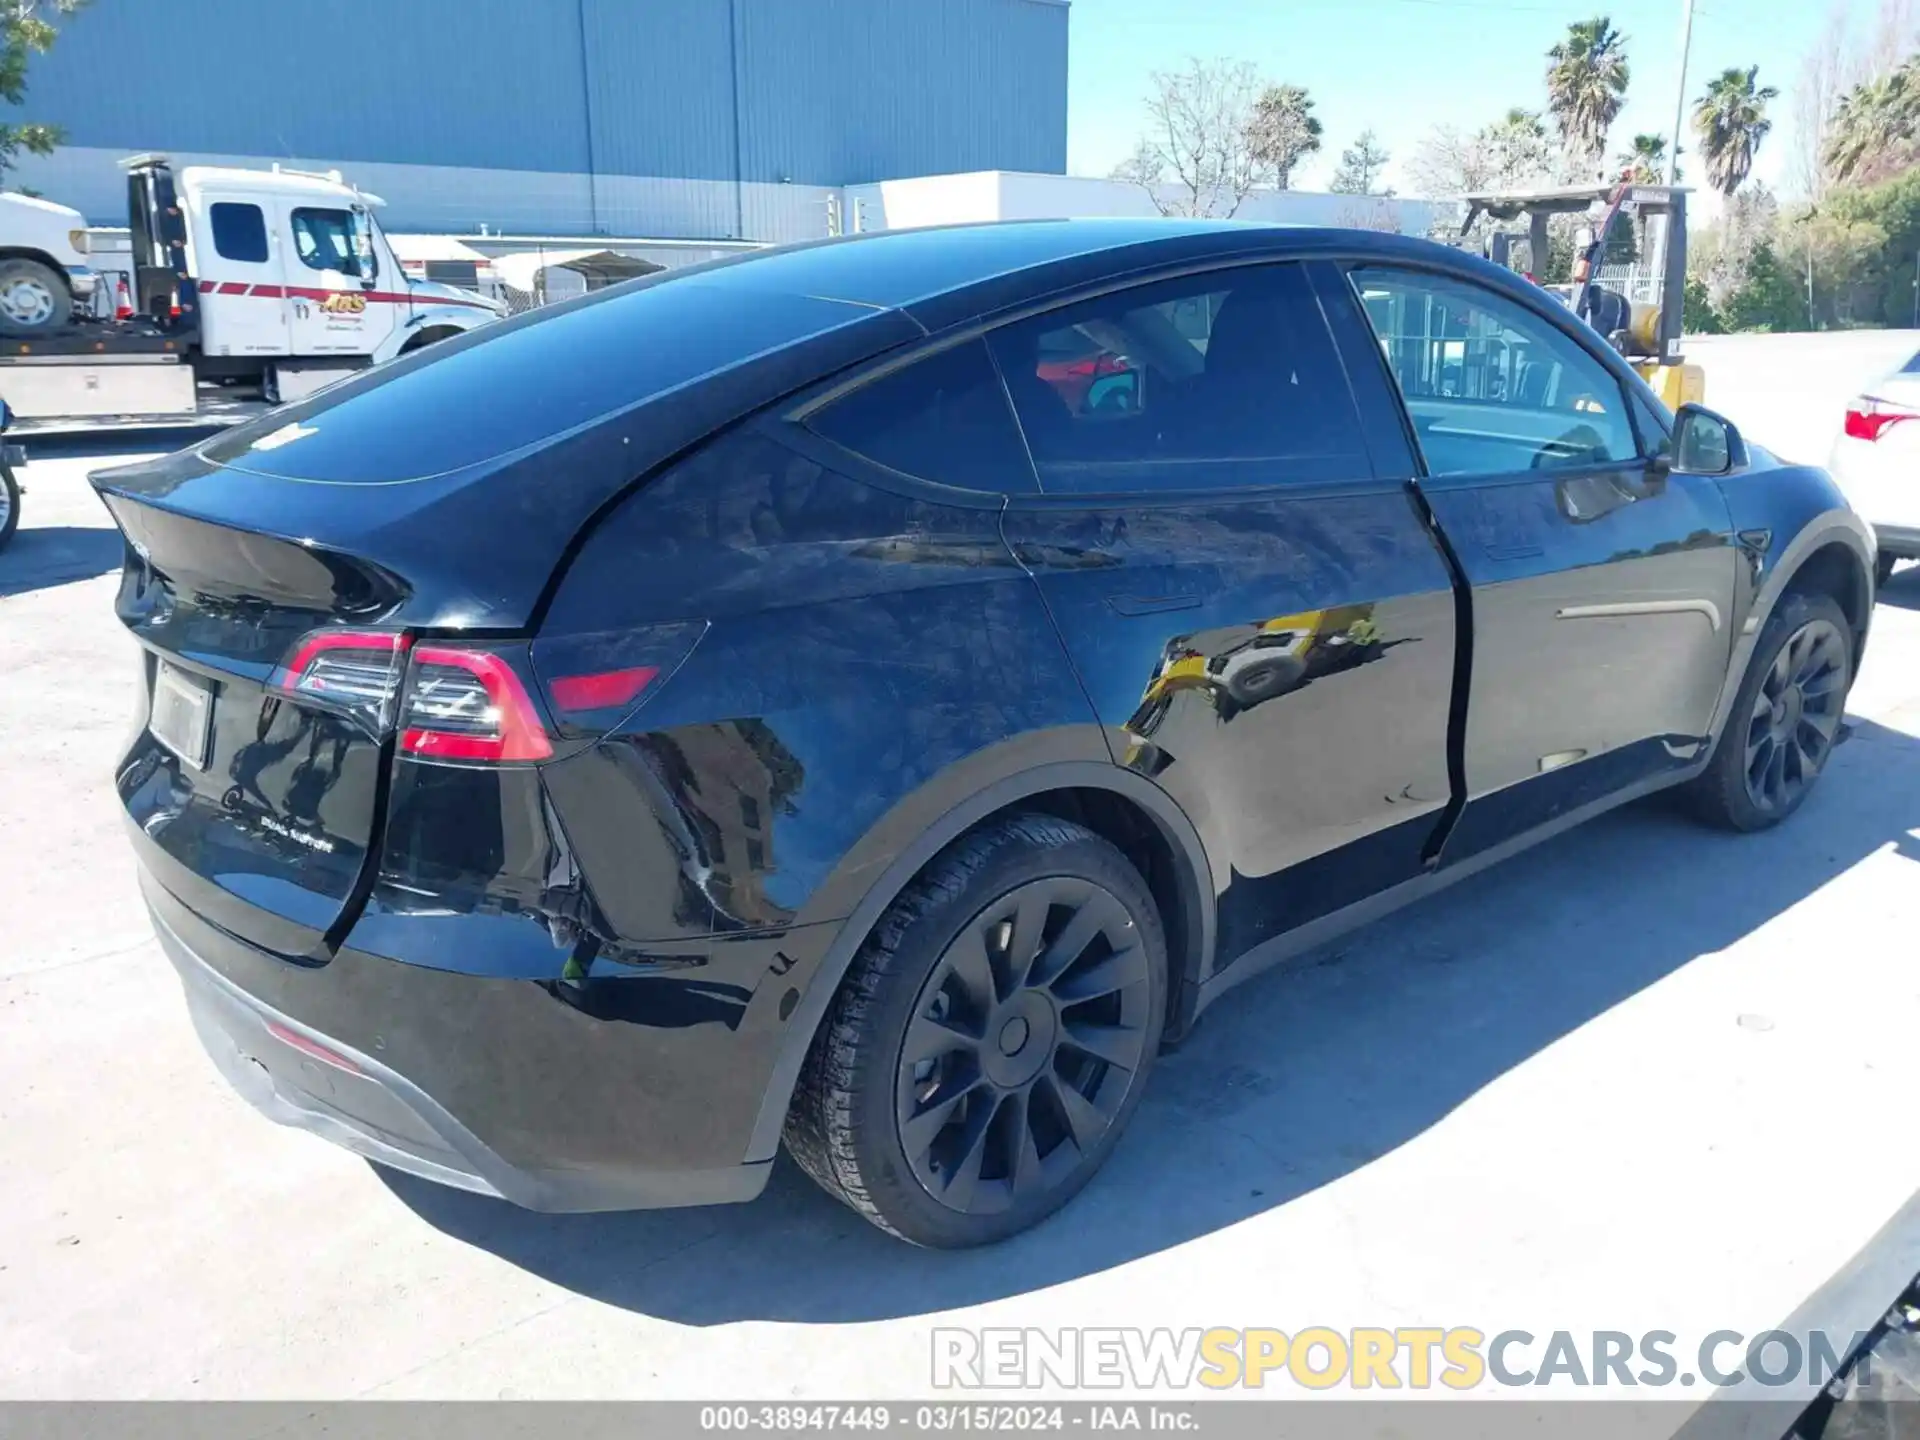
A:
[735,0,1068,184]
[27,0,594,174]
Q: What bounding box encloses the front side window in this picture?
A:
[209,202,268,264]
[290,207,365,277]
[984,262,1369,493]
[805,337,1035,493]
[1351,266,1637,476]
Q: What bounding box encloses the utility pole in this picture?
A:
[1666,0,1696,185]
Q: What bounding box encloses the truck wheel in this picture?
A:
[0,258,70,336]
[785,814,1167,1247]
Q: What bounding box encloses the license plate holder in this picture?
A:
[151,661,213,769]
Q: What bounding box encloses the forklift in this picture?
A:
[1459,178,1706,409]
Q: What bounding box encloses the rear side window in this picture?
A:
[1351,266,1637,475]
[209,202,268,264]
[806,337,1036,492]
[984,262,1370,493]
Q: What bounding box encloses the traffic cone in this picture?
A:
[113,274,132,321]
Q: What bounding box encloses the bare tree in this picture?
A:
[1794,1,1854,200]
[1112,59,1270,218]
[1405,110,1552,198]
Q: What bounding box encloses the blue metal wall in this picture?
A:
[20,0,1068,186]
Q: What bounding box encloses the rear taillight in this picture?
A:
[272,629,411,731]
[1845,396,1919,442]
[401,647,554,762]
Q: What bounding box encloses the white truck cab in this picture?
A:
[0,155,503,417]
[175,162,502,399]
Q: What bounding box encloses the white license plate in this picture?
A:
[150,661,213,769]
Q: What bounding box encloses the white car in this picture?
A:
[0,191,97,334]
[1829,348,1920,585]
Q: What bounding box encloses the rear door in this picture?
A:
[1342,264,1737,862]
[993,260,1462,971]
[279,200,397,356]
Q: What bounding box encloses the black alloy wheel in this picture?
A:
[1688,589,1853,832]
[896,875,1154,1216]
[785,814,1167,1247]
[1742,614,1848,817]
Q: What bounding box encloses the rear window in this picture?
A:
[201,280,881,484]
[806,338,1036,492]
[209,203,268,264]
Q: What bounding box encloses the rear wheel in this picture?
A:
[0,463,16,552]
[1687,591,1852,831]
[785,814,1166,1247]
[0,257,70,336]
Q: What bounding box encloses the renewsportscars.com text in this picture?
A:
[931,1326,1872,1392]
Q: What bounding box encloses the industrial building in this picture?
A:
[11,0,1070,243]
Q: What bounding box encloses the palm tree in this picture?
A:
[1693,65,1779,196]
[1616,132,1666,182]
[1547,17,1631,173]
[1825,59,1920,186]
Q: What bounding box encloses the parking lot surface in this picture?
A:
[4,342,1920,1418]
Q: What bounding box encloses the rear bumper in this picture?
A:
[145,872,778,1213]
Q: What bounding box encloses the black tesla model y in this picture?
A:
[97,220,1874,1247]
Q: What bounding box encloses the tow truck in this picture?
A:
[1460,178,1706,409]
[0,155,502,420]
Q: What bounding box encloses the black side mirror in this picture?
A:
[1673,404,1747,475]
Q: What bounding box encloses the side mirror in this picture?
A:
[1672,403,1747,475]
[0,398,14,433]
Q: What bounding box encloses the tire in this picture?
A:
[0,257,70,337]
[0,465,16,553]
[785,813,1168,1247]
[1686,590,1852,832]
[1223,651,1306,705]
[1877,551,1897,589]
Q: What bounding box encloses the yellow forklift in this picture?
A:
[1460,178,1706,409]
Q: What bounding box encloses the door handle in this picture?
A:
[1107,593,1201,617]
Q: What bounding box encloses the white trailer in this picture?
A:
[0,155,504,420]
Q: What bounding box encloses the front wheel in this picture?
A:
[1686,591,1852,831]
[785,814,1167,1247]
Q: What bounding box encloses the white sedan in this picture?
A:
[1829,346,1920,585]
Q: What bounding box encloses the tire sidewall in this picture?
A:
[0,468,17,551]
[1709,590,1852,831]
[846,828,1168,1248]
[0,258,71,337]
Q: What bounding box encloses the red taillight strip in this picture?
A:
[547,665,659,713]
[1844,397,1919,442]
[401,646,554,763]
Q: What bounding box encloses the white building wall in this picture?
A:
[851,170,1442,237]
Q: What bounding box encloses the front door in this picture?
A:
[279,201,397,358]
[991,260,1462,972]
[1342,264,1737,862]
[192,197,289,358]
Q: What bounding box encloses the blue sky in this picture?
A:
[1065,0,1873,202]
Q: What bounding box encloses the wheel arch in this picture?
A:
[400,323,465,353]
[1704,508,1875,762]
[0,247,72,288]
[743,760,1215,1163]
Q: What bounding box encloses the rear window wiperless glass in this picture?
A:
[201,280,880,484]
[209,202,268,264]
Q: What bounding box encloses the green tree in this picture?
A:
[1616,132,1667,182]
[0,1,84,186]
[1693,65,1778,197]
[1546,17,1631,173]
[1245,83,1323,190]
[1825,58,1920,187]
[1329,130,1391,194]
[1719,241,1807,331]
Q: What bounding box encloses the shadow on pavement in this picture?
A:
[0,524,122,597]
[384,715,1920,1326]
